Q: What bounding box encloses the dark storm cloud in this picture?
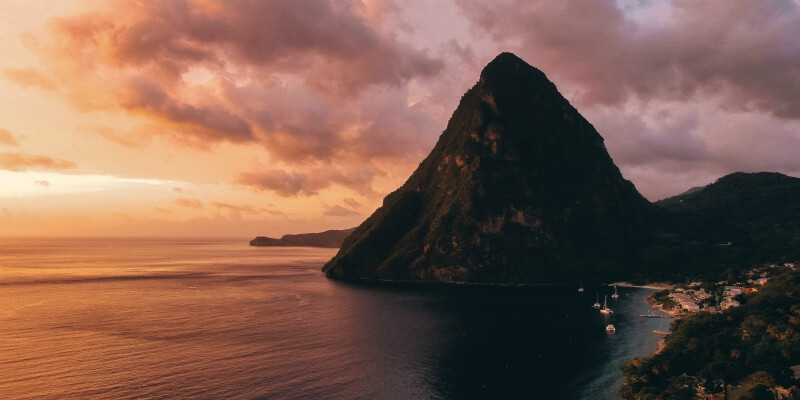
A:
[456,0,800,118]
[455,0,800,199]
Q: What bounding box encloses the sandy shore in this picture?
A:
[654,339,666,354]
[609,281,674,290]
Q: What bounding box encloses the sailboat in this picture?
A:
[578,280,584,293]
[611,285,619,299]
[600,295,613,314]
[605,324,616,332]
[593,293,601,309]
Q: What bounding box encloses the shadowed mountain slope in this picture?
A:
[323,53,652,283]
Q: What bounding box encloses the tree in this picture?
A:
[663,374,699,400]
[700,361,743,400]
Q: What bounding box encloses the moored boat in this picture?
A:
[600,295,613,314]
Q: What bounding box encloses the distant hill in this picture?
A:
[675,185,705,196]
[323,52,651,284]
[250,228,356,248]
[641,172,800,280]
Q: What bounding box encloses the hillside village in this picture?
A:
[647,262,797,315]
[622,263,800,399]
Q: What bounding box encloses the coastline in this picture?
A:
[625,286,678,357]
[609,281,674,291]
[646,299,677,356]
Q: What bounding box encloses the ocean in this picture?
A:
[0,238,670,399]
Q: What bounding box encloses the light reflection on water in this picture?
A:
[0,238,670,399]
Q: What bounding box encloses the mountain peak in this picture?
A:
[480,52,551,87]
[481,52,529,73]
[323,53,650,284]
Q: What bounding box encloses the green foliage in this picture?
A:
[643,172,800,281]
[621,270,800,399]
[652,290,678,310]
[663,374,700,400]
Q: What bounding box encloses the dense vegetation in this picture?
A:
[621,269,800,399]
[636,172,800,282]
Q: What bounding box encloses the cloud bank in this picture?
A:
[455,0,800,198]
[8,0,800,200]
[18,0,444,197]
[0,152,76,172]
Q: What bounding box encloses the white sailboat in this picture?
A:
[578,280,584,293]
[611,285,619,299]
[600,295,613,314]
[593,293,601,309]
[605,324,616,332]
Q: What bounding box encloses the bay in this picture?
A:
[0,238,670,399]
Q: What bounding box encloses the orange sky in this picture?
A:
[2,0,800,237]
[0,0,427,237]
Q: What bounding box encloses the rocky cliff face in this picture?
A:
[323,53,651,283]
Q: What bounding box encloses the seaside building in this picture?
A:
[724,286,744,296]
[670,293,700,312]
[692,289,712,301]
[720,297,740,310]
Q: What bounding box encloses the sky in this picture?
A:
[1,0,799,238]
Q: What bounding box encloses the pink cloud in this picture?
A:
[2,68,58,91]
[0,128,20,146]
[0,152,76,171]
[118,77,253,142]
[174,198,203,209]
[15,0,445,197]
[343,198,361,208]
[10,0,799,202]
[89,126,152,149]
[454,0,800,199]
[237,165,376,197]
[211,201,285,218]
[456,0,800,118]
[322,204,360,218]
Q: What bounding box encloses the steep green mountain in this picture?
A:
[323,52,652,283]
[641,172,800,280]
[322,53,800,284]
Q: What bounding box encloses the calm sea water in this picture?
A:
[0,238,670,399]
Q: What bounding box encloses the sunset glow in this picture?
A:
[2,0,799,237]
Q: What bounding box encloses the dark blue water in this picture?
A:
[0,238,669,399]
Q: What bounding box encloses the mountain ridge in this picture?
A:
[641,171,800,280]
